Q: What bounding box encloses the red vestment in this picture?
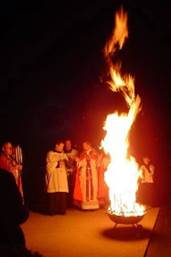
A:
[73,149,99,209]
[0,153,23,198]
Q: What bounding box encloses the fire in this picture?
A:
[101,8,145,216]
[104,7,128,58]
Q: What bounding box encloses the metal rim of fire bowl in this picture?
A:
[107,211,146,224]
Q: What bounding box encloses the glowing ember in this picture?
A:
[101,8,145,217]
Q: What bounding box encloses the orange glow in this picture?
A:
[101,8,145,216]
[104,7,128,59]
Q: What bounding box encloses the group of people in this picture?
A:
[0,140,155,218]
[45,139,155,215]
[45,139,110,215]
[0,139,155,255]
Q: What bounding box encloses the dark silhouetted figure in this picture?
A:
[0,168,29,256]
[64,139,78,207]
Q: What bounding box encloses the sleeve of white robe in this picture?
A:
[45,151,69,193]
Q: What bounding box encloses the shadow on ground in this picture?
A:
[102,226,156,241]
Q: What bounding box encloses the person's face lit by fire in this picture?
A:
[2,142,13,156]
[143,157,150,166]
[82,142,91,152]
[65,140,72,152]
[55,142,64,153]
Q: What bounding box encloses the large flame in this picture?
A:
[101,8,145,216]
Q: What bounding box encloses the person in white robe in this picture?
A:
[45,140,68,214]
[137,157,155,206]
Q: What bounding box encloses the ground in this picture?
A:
[22,207,159,257]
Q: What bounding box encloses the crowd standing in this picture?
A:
[0,138,155,256]
[45,139,111,214]
[0,140,155,216]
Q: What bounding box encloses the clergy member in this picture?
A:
[73,141,99,210]
[45,140,68,215]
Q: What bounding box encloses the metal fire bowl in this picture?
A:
[107,212,145,225]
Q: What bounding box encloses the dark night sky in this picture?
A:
[0,0,170,205]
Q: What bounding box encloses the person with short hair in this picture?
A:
[64,139,78,207]
[45,140,69,214]
[140,157,155,183]
[0,142,23,198]
[137,157,155,206]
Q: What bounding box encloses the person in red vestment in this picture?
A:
[0,142,23,198]
[73,141,99,210]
